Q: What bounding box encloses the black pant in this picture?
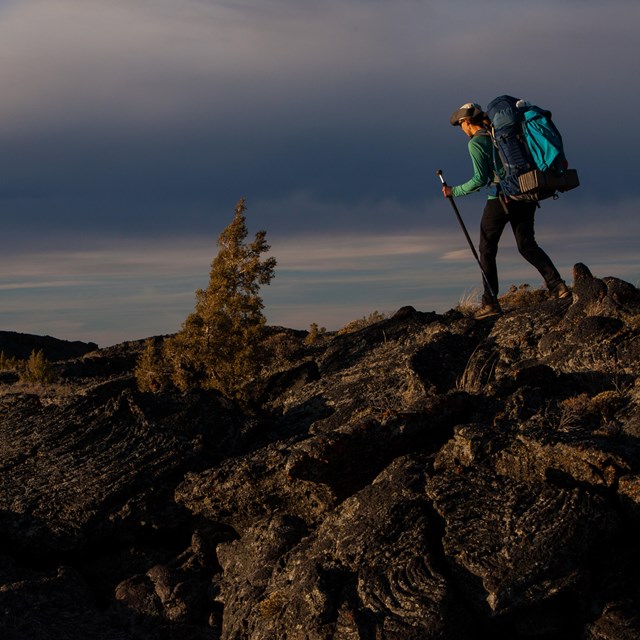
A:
[479,198,562,305]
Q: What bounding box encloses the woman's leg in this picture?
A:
[479,199,507,305]
[508,201,563,290]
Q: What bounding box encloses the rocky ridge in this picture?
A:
[0,330,97,362]
[1,263,640,639]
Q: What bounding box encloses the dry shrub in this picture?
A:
[558,393,599,430]
[304,323,327,345]
[262,331,303,369]
[19,350,58,384]
[361,340,429,417]
[0,351,20,371]
[558,390,632,432]
[135,338,170,393]
[364,369,427,417]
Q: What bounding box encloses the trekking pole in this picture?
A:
[436,169,497,302]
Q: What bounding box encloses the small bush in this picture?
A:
[557,393,598,430]
[0,351,18,370]
[19,350,58,384]
[304,323,327,345]
[134,339,170,393]
[262,331,303,369]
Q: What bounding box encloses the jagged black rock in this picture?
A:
[1,263,640,639]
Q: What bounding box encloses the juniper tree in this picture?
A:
[162,198,276,399]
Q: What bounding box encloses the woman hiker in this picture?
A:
[442,102,571,319]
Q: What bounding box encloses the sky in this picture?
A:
[1,0,639,347]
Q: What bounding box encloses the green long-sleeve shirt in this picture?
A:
[451,131,499,199]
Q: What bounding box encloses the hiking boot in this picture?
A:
[474,303,502,320]
[551,282,572,300]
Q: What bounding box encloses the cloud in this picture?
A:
[441,249,475,262]
[0,0,432,134]
[1,0,636,139]
[0,280,92,292]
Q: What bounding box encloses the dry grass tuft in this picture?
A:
[457,345,499,393]
[456,288,482,316]
[500,284,548,312]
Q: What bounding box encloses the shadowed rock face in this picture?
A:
[2,264,640,639]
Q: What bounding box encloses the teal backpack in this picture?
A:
[486,95,579,201]
[521,104,565,173]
